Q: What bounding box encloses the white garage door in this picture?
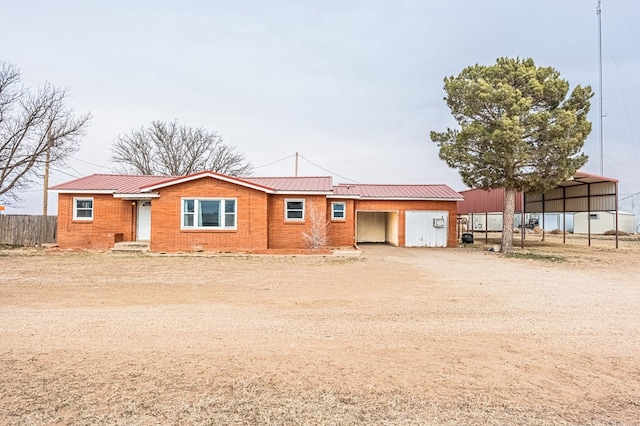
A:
[405,211,448,247]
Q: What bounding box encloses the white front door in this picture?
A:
[137,200,152,241]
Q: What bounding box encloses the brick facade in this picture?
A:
[326,199,356,247]
[54,174,461,252]
[352,199,458,248]
[57,193,136,250]
[150,178,269,253]
[267,194,327,249]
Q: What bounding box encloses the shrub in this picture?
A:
[549,229,566,235]
[603,229,629,236]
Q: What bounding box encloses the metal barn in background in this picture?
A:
[457,171,629,248]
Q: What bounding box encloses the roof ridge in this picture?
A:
[337,183,447,186]
[247,176,332,179]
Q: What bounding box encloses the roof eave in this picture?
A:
[327,194,361,199]
[359,196,464,202]
[49,189,115,194]
[113,193,161,199]
[273,191,334,195]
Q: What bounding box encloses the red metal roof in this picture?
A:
[245,176,333,192]
[457,188,524,214]
[139,171,276,193]
[51,173,461,199]
[333,184,463,200]
[51,173,334,194]
[49,174,172,193]
[456,171,618,214]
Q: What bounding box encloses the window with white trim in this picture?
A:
[73,197,93,220]
[182,198,236,229]
[331,202,346,220]
[285,199,305,221]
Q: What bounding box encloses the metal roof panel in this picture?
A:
[334,184,462,200]
[50,174,172,193]
[245,176,333,192]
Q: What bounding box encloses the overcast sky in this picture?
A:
[3,0,640,214]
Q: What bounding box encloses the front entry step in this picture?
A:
[111,241,150,253]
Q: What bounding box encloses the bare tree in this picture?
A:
[0,62,91,204]
[111,120,253,177]
[302,204,328,250]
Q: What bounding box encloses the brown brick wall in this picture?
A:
[150,178,269,252]
[56,180,459,251]
[56,193,135,250]
[326,199,356,247]
[267,195,327,249]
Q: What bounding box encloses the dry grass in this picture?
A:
[0,366,599,425]
[1,243,639,425]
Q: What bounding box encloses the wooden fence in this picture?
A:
[0,215,57,246]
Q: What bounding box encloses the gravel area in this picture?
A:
[0,239,639,424]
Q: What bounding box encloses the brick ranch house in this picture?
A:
[50,171,463,253]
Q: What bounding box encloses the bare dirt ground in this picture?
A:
[1,236,639,425]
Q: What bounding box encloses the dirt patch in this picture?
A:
[1,239,639,424]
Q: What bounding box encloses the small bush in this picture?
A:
[548,229,566,235]
[504,252,565,263]
[603,229,629,236]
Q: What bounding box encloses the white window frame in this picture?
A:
[285,199,305,221]
[73,197,94,220]
[331,202,346,220]
[181,198,237,230]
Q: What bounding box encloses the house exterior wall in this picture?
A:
[150,178,269,252]
[56,181,459,251]
[326,199,356,247]
[56,193,135,250]
[385,211,399,245]
[354,199,457,247]
[266,194,328,249]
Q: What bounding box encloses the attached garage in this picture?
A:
[332,183,463,248]
[356,211,399,245]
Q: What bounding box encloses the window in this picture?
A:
[285,199,305,221]
[73,197,93,220]
[182,198,236,229]
[331,202,346,220]
[589,213,599,220]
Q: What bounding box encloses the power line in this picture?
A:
[298,154,359,183]
[73,157,112,170]
[253,154,296,169]
[51,167,81,179]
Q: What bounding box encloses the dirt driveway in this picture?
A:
[0,241,639,424]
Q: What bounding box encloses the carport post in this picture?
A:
[615,181,619,249]
[485,212,488,244]
[521,192,525,249]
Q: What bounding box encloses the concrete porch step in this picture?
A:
[111,241,150,253]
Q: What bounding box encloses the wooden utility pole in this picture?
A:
[43,124,52,216]
[294,152,299,177]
